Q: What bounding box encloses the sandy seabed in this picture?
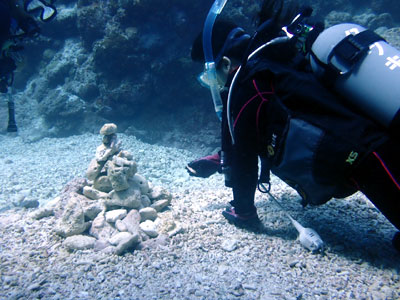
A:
[0,132,399,300]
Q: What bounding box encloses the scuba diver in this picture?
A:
[186,19,251,178]
[189,0,400,253]
[0,0,56,132]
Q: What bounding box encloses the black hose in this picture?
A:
[7,98,17,132]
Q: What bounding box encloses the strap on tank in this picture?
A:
[310,29,386,84]
[328,29,386,73]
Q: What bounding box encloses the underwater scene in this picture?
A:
[0,0,400,299]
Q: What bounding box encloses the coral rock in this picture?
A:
[76,192,106,220]
[110,232,132,246]
[121,209,141,236]
[105,209,128,223]
[60,177,88,195]
[102,134,115,146]
[106,185,142,209]
[82,202,104,220]
[100,123,117,135]
[107,166,128,191]
[148,186,172,202]
[106,156,137,191]
[94,240,110,252]
[140,195,151,208]
[151,199,170,212]
[29,207,54,220]
[50,124,173,255]
[112,232,140,255]
[133,173,150,194]
[137,234,170,251]
[63,235,97,251]
[93,175,112,193]
[139,207,157,221]
[140,220,158,238]
[156,218,179,235]
[83,186,109,200]
[55,196,89,237]
[115,219,128,232]
[95,143,119,162]
[86,158,104,180]
[117,150,133,160]
[89,211,117,241]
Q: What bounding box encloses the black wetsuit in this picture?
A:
[0,0,13,93]
[0,0,40,48]
[222,46,400,231]
[0,0,40,93]
[0,0,11,47]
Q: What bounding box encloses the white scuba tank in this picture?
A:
[310,23,400,130]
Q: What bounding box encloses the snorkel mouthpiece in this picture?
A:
[202,0,228,120]
[204,62,223,119]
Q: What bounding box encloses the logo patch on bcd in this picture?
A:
[267,133,277,157]
[346,151,358,165]
[267,145,275,157]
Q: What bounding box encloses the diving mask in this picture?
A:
[198,27,249,90]
[24,0,57,22]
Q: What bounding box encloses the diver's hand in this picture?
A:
[19,17,40,37]
[186,153,221,178]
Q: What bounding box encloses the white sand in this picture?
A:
[0,132,399,299]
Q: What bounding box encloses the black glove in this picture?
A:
[186,152,221,178]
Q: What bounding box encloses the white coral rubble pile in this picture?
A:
[32,123,174,255]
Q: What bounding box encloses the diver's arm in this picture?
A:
[8,0,40,36]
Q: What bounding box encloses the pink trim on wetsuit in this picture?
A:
[233,79,274,129]
[373,151,400,190]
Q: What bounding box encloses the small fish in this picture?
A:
[268,192,324,252]
[294,220,325,252]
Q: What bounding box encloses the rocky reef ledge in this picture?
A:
[30,123,180,255]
